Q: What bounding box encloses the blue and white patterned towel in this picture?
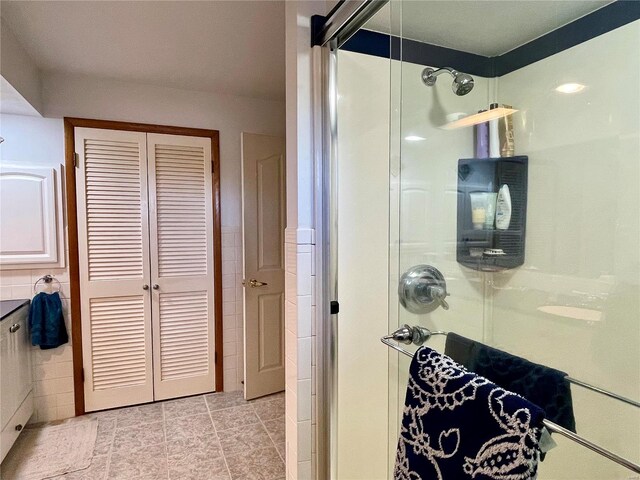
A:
[395,346,545,480]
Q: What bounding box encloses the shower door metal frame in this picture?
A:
[315,1,390,478]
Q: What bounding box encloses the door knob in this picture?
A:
[142,284,149,290]
[243,279,268,288]
[152,284,160,290]
[9,324,20,333]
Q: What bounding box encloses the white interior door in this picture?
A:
[241,133,286,400]
[147,133,215,401]
[75,127,154,412]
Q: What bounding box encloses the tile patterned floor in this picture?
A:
[17,391,285,480]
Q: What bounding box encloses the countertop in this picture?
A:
[0,299,30,322]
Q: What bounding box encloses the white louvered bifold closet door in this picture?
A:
[75,128,154,412]
[147,134,215,400]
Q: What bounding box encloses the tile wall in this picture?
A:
[284,227,316,480]
[221,226,245,393]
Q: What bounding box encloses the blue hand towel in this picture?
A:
[395,346,545,480]
[28,292,68,350]
[445,333,576,433]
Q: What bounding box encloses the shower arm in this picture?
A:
[421,67,458,86]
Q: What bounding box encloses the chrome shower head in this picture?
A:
[421,67,475,96]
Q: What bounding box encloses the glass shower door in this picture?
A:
[387,1,640,479]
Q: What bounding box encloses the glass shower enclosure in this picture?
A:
[322,1,640,479]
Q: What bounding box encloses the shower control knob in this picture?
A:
[429,286,450,310]
[398,265,450,314]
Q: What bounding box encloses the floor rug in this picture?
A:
[1,418,98,480]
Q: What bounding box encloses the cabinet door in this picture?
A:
[75,128,154,412]
[0,166,62,266]
[0,307,31,430]
[13,309,33,406]
[147,134,215,400]
[0,322,12,430]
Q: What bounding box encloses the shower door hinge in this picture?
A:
[73,153,79,168]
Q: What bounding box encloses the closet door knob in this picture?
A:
[142,284,149,290]
[153,284,160,290]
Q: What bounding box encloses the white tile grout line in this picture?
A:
[251,400,286,465]
[205,393,234,480]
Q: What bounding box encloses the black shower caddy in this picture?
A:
[456,156,528,272]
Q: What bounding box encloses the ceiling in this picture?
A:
[0,77,39,116]
[0,1,285,101]
[366,0,613,56]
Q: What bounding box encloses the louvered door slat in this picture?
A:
[148,133,215,401]
[154,143,207,277]
[83,136,144,282]
[76,127,153,412]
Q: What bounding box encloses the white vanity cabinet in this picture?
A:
[0,301,33,463]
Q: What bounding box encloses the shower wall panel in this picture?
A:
[336,51,391,479]
[491,21,640,479]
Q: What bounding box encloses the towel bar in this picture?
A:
[33,275,62,294]
[382,329,640,474]
[384,325,640,408]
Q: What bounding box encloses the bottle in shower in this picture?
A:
[489,103,500,158]
[475,110,489,158]
[495,184,512,230]
[499,104,515,157]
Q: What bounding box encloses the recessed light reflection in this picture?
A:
[405,135,426,141]
[555,83,586,94]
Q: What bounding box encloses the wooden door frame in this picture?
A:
[64,117,223,416]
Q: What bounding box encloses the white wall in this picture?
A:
[0,18,43,115]
[42,71,285,229]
